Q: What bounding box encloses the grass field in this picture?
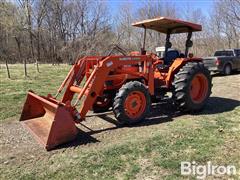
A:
[0,64,240,179]
[0,64,71,121]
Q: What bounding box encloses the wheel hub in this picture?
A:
[225,66,231,75]
[190,73,209,103]
[124,91,146,119]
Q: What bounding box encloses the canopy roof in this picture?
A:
[132,17,202,34]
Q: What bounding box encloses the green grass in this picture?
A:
[1,109,239,179]
[0,64,71,121]
[0,64,239,179]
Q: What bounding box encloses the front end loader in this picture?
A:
[20,17,212,150]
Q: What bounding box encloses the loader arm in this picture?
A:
[76,57,112,119]
[65,55,154,121]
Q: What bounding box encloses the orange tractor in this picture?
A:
[20,17,212,150]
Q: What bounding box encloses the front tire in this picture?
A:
[113,81,151,125]
[173,62,212,112]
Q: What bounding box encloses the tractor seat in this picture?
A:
[164,51,180,65]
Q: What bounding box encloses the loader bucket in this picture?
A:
[20,91,78,150]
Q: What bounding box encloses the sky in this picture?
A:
[106,0,214,16]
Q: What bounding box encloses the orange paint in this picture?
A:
[190,73,209,103]
[124,91,147,119]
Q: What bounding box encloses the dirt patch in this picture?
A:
[1,73,240,169]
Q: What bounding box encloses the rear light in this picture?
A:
[215,59,220,66]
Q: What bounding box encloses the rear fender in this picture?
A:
[165,58,202,87]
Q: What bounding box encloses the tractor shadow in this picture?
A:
[55,129,100,150]
[56,96,239,150]
[198,96,240,115]
[96,96,239,127]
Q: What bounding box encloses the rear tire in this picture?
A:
[223,64,232,75]
[113,81,150,125]
[173,62,212,112]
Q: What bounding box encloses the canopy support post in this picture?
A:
[141,25,147,55]
[185,30,192,57]
[164,29,171,60]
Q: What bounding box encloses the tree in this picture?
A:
[0,0,239,71]
[33,0,47,71]
[212,0,240,48]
